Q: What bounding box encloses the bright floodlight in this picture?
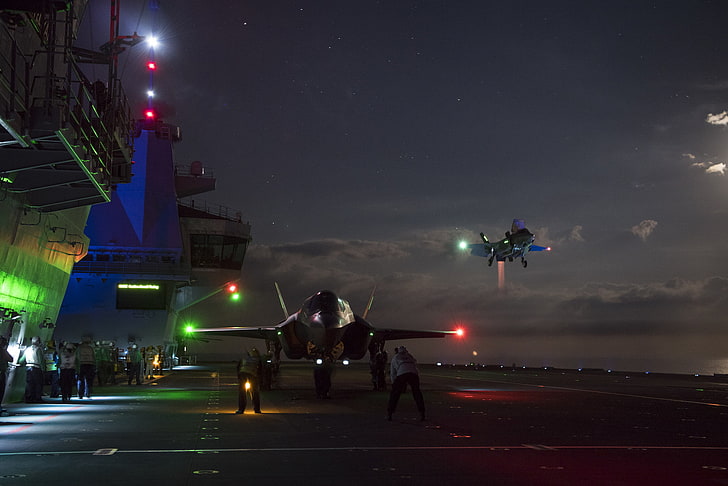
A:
[458,240,468,250]
[147,36,159,49]
[146,90,154,98]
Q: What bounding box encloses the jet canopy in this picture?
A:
[301,290,355,324]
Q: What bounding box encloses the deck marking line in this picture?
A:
[4,445,728,456]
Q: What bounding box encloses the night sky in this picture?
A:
[79,1,728,373]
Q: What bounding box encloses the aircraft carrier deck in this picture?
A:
[2,362,728,485]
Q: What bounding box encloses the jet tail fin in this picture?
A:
[362,285,377,320]
[274,282,289,318]
[480,232,489,244]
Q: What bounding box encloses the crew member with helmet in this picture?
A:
[126,344,142,385]
[236,348,262,414]
[0,336,13,413]
[17,336,44,403]
[58,342,77,402]
[76,336,96,399]
[44,340,60,398]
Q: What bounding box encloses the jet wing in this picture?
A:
[466,243,490,258]
[189,326,280,341]
[372,328,456,341]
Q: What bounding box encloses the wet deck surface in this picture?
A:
[2,362,728,485]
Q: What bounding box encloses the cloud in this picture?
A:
[705,162,726,175]
[569,225,585,242]
[630,220,658,242]
[706,111,728,125]
[696,80,728,91]
[691,160,726,175]
[555,277,728,336]
[682,153,696,160]
[529,225,585,247]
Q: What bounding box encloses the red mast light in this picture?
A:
[147,61,157,70]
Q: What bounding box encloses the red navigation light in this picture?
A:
[226,283,241,302]
[454,328,465,337]
[147,61,157,70]
[144,109,156,119]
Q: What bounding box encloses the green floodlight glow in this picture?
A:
[185,325,194,334]
[458,240,468,250]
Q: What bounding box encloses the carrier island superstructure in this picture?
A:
[0,2,251,402]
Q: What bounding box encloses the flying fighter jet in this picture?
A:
[188,284,460,397]
[461,219,551,268]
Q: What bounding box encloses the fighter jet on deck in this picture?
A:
[462,219,551,268]
[188,284,459,397]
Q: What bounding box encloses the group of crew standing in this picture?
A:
[0,336,167,411]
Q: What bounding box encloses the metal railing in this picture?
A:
[179,199,249,224]
[72,260,191,278]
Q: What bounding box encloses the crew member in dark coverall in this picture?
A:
[236,348,262,414]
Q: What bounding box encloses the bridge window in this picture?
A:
[190,234,248,269]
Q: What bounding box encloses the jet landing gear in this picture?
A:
[521,258,528,268]
[313,359,334,399]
